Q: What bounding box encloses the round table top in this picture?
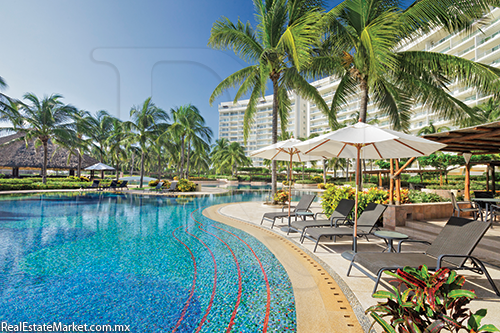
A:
[374,230,409,239]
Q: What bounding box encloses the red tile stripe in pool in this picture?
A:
[171,226,198,333]
[190,215,243,332]
[184,212,218,333]
[210,224,271,333]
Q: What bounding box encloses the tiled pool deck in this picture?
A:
[214,201,500,331]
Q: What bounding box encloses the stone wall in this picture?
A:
[382,202,473,230]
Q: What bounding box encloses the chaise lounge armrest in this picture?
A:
[396,239,431,253]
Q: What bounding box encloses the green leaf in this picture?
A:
[373,290,397,299]
[448,289,476,299]
[424,320,446,333]
[370,312,397,333]
[478,324,500,332]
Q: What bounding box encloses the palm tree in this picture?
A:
[169,104,211,178]
[210,138,230,174]
[85,110,115,163]
[208,0,332,195]
[310,0,500,131]
[124,97,170,188]
[106,117,127,180]
[66,109,95,178]
[212,141,252,176]
[458,97,500,128]
[417,121,451,136]
[1,93,76,184]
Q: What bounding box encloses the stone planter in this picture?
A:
[422,188,462,200]
[294,183,319,189]
[251,181,268,185]
[382,201,472,230]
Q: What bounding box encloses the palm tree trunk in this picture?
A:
[42,140,48,185]
[116,161,120,180]
[130,153,135,176]
[359,78,369,123]
[77,151,82,178]
[271,73,279,196]
[140,151,145,188]
[186,142,191,179]
[179,136,185,179]
[323,159,327,183]
[158,155,162,180]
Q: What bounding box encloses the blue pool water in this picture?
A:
[0,192,296,332]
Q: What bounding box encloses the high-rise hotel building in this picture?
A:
[218,7,500,165]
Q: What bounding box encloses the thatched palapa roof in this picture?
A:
[0,132,99,170]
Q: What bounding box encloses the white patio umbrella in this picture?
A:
[251,139,324,232]
[296,122,446,251]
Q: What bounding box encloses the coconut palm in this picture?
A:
[106,117,127,180]
[169,104,211,178]
[124,97,170,188]
[213,141,252,176]
[458,97,500,128]
[85,110,115,163]
[417,120,451,136]
[208,0,332,195]
[1,93,76,184]
[310,0,500,132]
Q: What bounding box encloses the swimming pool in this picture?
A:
[0,192,296,332]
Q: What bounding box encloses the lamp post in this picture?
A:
[464,152,472,201]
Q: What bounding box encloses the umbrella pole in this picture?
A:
[354,146,360,253]
[288,156,292,229]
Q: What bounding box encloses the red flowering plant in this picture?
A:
[366,265,498,333]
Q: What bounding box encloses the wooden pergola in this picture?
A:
[423,121,500,200]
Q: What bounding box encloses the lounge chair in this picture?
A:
[163,181,178,193]
[102,180,118,191]
[290,199,355,238]
[147,181,164,192]
[260,194,316,229]
[86,179,101,191]
[301,203,387,252]
[347,216,500,296]
[451,192,481,220]
[116,180,128,191]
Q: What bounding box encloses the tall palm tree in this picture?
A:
[208,0,332,195]
[1,93,76,184]
[210,138,230,174]
[124,97,170,188]
[212,141,252,176]
[169,104,211,178]
[417,120,451,136]
[85,110,115,163]
[67,109,94,177]
[106,117,127,180]
[458,97,500,128]
[310,0,500,131]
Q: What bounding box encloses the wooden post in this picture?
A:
[389,158,394,204]
[492,165,496,195]
[395,159,401,205]
[486,165,490,192]
[378,172,382,187]
[465,163,471,201]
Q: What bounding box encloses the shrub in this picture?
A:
[273,189,289,204]
[149,179,160,187]
[162,180,171,189]
[366,265,498,333]
[282,180,294,186]
[173,176,179,180]
[177,178,196,192]
[296,179,315,184]
[317,183,326,189]
[79,176,90,182]
[408,190,445,203]
[237,175,251,182]
[311,175,323,183]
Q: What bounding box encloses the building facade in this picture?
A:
[218,8,500,165]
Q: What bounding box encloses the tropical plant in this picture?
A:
[366,265,498,333]
[169,104,211,178]
[273,189,290,204]
[208,0,332,195]
[123,97,170,188]
[309,0,500,131]
[106,117,127,180]
[417,120,451,136]
[459,97,500,128]
[211,140,252,176]
[0,93,76,184]
[85,110,116,163]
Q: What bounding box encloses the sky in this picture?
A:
[0,0,351,140]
